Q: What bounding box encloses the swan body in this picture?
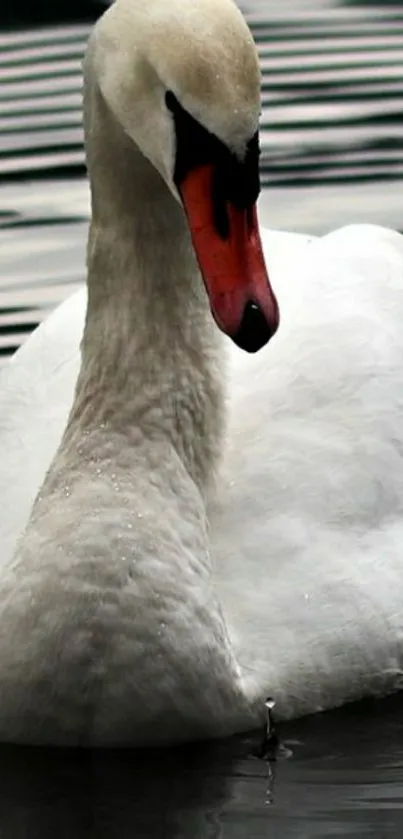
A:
[0,0,403,745]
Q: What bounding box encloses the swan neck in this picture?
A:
[70,84,226,492]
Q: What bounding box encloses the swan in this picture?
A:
[1,0,403,747]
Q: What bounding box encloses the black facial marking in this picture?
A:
[165,91,260,239]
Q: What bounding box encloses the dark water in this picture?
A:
[1,696,403,837]
[1,1,403,835]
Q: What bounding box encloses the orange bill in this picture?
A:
[179,164,279,352]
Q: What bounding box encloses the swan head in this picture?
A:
[88,0,279,352]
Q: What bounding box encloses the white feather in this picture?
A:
[0,0,403,745]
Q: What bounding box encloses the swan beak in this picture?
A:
[179,164,279,353]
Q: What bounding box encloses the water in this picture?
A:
[0,697,403,837]
[1,0,403,835]
[1,0,403,356]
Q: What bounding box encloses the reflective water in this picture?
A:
[1,1,403,835]
[1,0,403,356]
[0,696,403,838]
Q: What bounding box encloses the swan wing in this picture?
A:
[0,288,86,568]
[213,223,403,717]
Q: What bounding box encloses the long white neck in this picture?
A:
[67,80,226,493]
[7,27,257,744]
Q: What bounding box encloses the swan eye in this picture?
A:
[165,91,220,183]
[165,91,176,113]
[166,91,261,239]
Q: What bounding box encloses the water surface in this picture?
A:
[1,0,403,356]
[0,697,403,837]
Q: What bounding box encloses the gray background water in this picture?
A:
[1,0,402,358]
[1,0,403,835]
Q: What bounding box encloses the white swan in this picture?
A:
[1,0,403,747]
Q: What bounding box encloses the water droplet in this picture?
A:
[138,513,143,519]
[127,523,133,529]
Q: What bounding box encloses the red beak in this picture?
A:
[179,164,279,352]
